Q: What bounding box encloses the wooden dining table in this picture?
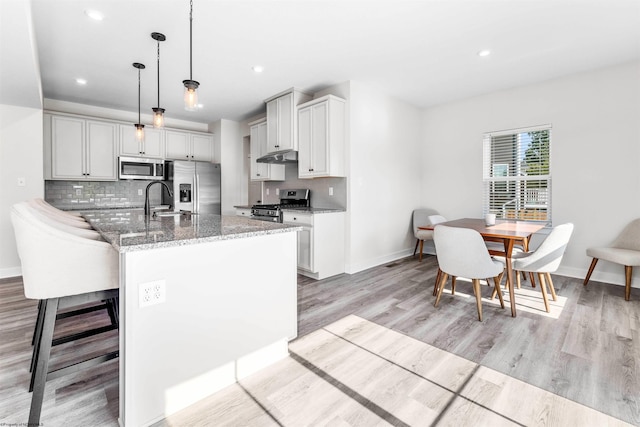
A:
[419,218,546,317]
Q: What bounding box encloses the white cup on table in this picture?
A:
[485,213,496,226]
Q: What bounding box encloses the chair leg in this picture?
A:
[546,272,557,301]
[30,301,46,373]
[538,273,550,312]
[413,238,419,256]
[433,268,442,296]
[434,272,449,307]
[472,279,483,321]
[29,297,59,426]
[516,271,521,289]
[529,272,536,288]
[419,240,424,262]
[493,275,505,309]
[625,266,632,301]
[583,258,599,286]
[31,300,43,346]
[451,276,457,295]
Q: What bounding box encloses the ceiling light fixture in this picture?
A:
[84,10,104,21]
[252,65,264,73]
[133,62,146,143]
[478,49,491,57]
[75,78,87,85]
[151,32,166,128]
[182,0,200,111]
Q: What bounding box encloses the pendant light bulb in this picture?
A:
[151,32,166,128]
[133,62,145,143]
[135,123,145,143]
[183,0,200,111]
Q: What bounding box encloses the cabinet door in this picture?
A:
[277,92,293,151]
[310,102,329,175]
[297,226,314,272]
[86,120,117,180]
[119,125,142,156]
[250,124,264,180]
[191,134,213,162]
[51,116,85,179]
[143,128,164,158]
[165,130,190,160]
[266,99,278,153]
[297,106,313,178]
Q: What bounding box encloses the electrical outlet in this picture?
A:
[276,188,280,195]
[329,187,334,196]
[139,280,166,307]
[76,188,82,196]
[138,189,143,196]
[266,188,270,195]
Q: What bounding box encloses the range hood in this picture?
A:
[256,149,298,164]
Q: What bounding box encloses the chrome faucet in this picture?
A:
[144,181,173,216]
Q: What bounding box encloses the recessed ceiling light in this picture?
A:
[84,10,104,21]
[75,78,87,85]
[252,65,264,73]
[196,104,204,109]
[478,49,491,57]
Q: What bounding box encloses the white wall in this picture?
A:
[0,105,44,277]
[421,61,640,287]
[212,119,245,215]
[347,81,424,273]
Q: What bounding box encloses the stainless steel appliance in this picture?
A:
[251,189,310,222]
[162,161,221,214]
[119,156,165,180]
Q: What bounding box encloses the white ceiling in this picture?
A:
[23,0,640,124]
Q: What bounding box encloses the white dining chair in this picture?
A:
[584,218,640,301]
[412,208,440,261]
[11,202,119,425]
[433,225,505,321]
[495,223,574,312]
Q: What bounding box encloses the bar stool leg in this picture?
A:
[29,297,59,426]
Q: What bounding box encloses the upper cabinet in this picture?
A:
[249,118,284,181]
[44,114,117,181]
[297,95,346,179]
[265,89,312,153]
[119,125,164,158]
[165,130,215,162]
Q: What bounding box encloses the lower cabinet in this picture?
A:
[236,208,252,218]
[282,211,345,280]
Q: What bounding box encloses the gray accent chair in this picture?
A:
[584,218,640,301]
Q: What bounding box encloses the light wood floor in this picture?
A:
[1,255,638,426]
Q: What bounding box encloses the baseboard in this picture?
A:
[556,265,639,289]
[346,248,414,274]
[0,266,21,279]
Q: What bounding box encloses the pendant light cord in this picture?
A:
[189,0,193,80]
[157,41,161,108]
[138,68,141,123]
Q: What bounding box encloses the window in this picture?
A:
[483,125,551,223]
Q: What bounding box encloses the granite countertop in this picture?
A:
[280,207,345,214]
[83,209,300,253]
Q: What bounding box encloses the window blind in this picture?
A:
[483,126,551,223]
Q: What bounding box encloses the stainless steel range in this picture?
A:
[251,189,310,222]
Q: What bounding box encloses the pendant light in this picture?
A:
[151,32,166,128]
[182,0,200,111]
[133,62,145,143]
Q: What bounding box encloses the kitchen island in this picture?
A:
[83,209,300,427]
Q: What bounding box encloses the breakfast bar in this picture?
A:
[84,209,300,426]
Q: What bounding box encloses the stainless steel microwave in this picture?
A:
[118,156,165,180]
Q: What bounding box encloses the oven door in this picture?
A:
[250,214,280,223]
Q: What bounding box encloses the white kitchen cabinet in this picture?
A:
[236,208,252,218]
[298,95,346,179]
[46,114,117,181]
[165,130,215,162]
[265,89,312,153]
[119,125,164,158]
[282,210,345,279]
[249,118,284,181]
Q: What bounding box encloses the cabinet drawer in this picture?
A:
[282,211,313,226]
[236,208,251,217]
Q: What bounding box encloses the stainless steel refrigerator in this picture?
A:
[162,161,221,214]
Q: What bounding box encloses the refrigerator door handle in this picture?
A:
[194,174,199,213]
